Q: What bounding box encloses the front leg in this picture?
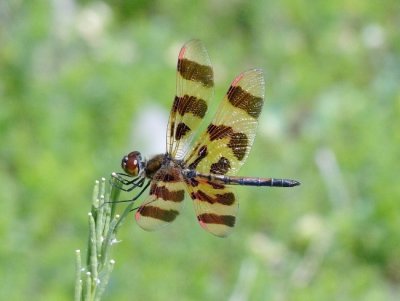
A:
[111,172,145,192]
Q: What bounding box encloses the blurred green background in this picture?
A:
[1,0,399,300]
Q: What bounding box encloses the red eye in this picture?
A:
[121,151,142,176]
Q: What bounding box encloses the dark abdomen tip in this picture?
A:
[282,179,300,187]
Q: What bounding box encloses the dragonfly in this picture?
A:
[118,40,300,237]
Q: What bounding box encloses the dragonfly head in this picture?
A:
[121,151,145,177]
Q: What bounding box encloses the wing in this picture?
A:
[185,177,238,237]
[167,40,214,159]
[184,69,265,176]
[136,166,185,231]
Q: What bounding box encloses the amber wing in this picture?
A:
[185,177,238,237]
[135,166,186,231]
[184,69,265,236]
[167,39,214,159]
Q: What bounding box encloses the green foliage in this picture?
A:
[0,0,399,300]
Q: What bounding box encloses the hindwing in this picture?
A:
[185,177,238,237]
[136,166,185,231]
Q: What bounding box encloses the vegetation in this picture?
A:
[0,1,399,300]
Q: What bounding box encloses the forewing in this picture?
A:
[136,166,185,231]
[167,40,214,159]
[185,177,238,237]
[184,69,265,176]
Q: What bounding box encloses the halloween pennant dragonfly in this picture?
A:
[118,40,300,237]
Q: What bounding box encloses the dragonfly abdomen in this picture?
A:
[193,172,300,187]
[222,176,299,187]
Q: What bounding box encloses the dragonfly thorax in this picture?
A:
[144,154,165,179]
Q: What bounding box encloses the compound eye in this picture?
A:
[121,151,142,176]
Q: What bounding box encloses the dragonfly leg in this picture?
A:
[111,173,145,191]
[103,180,151,206]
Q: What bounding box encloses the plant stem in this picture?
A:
[75,175,133,301]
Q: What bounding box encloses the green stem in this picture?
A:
[75,174,134,301]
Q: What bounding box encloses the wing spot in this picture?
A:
[188,145,208,169]
[188,178,199,187]
[150,184,184,202]
[139,206,179,222]
[227,85,263,118]
[173,95,207,118]
[227,132,248,161]
[207,124,232,141]
[207,124,248,161]
[207,181,225,189]
[210,157,231,175]
[215,192,235,205]
[197,213,235,227]
[175,122,191,141]
[177,58,214,87]
[192,190,235,205]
